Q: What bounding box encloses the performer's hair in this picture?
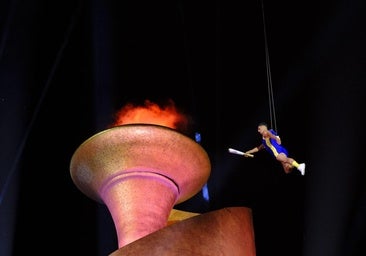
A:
[258,122,268,128]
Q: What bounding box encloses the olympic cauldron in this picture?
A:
[69,101,256,255]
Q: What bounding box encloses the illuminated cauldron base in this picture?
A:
[70,124,211,247]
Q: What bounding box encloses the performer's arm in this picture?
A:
[245,144,264,155]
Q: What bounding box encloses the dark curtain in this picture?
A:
[1,0,365,255]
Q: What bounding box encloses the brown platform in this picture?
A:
[110,207,256,256]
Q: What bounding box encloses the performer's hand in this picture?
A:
[275,136,281,145]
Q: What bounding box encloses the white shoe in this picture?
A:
[298,163,306,175]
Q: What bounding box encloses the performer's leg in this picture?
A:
[281,162,293,173]
[278,154,305,175]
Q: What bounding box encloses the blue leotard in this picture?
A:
[262,129,289,158]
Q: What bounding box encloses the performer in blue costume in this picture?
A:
[245,122,305,175]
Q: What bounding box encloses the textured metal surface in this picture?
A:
[70,124,211,204]
[69,124,211,247]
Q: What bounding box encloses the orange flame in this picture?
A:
[111,99,192,135]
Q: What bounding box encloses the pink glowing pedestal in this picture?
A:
[69,124,211,248]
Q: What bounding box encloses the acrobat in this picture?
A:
[244,122,305,175]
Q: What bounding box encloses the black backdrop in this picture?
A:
[1,0,366,255]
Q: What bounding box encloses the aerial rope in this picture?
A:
[260,0,278,132]
[228,0,278,158]
[0,1,83,205]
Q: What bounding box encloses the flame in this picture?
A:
[111,99,192,135]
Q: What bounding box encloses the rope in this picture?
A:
[0,1,82,205]
[260,0,277,132]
